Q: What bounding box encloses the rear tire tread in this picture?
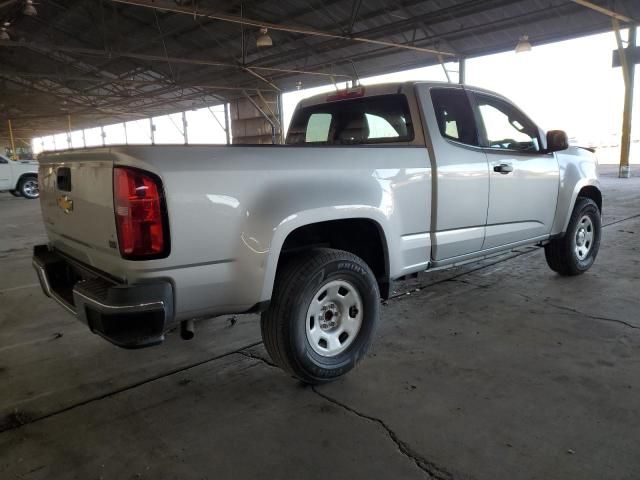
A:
[261,248,378,384]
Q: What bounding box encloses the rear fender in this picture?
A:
[258,207,396,303]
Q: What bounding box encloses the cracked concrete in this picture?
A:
[516,293,640,330]
[237,348,450,479]
[1,165,640,480]
[311,385,453,480]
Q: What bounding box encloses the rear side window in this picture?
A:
[287,94,414,145]
[430,88,479,146]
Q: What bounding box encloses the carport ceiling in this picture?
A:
[1,0,638,142]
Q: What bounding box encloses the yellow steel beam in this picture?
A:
[7,119,16,160]
[613,19,630,88]
[613,20,636,178]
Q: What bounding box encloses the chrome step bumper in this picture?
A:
[32,245,173,349]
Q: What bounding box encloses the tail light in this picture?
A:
[113,166,170,259]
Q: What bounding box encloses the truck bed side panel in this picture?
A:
[39,145,431,322]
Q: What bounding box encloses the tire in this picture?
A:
[18,176,39,199]
[544,197,601,276]
[261,248,380,384]
[9,190,22,197]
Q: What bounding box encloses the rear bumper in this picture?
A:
[32,244,173,349]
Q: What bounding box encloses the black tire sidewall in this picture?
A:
[19,177,39,199]
[288,255,379,382]
[568,200,601,272]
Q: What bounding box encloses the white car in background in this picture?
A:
[0,155,39,199]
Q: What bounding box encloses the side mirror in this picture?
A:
[546,130,569,153]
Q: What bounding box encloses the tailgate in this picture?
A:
[38,150,120,266]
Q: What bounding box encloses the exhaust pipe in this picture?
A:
[180,319,195,340]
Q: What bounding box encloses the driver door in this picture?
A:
[470,92,559,249]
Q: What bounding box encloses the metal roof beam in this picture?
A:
[569,0,635,23]
[1,72,280,92]
[109,0,456,57]
[0,39,352,84]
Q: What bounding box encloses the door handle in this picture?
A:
[493,163,514,174]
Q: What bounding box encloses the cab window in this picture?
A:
[475,94,541,152]
[430,88,479,146]
[365,113,400,139]
[287,94,414,145]
[305,113,332,143]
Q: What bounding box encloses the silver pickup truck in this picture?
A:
[33,81,601,383]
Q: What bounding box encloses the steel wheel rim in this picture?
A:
[23,179,39,197]
[574,215,594,261]
[305,279,364,357]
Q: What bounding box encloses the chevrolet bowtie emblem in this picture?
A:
[57,195,74,214]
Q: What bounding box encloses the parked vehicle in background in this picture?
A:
[0,155,39,199]
[32,81,602,384]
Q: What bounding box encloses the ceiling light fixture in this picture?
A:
[24,0,38,16]
[256,27,272,48]
[515,35,532,53]
[0,23,10,40]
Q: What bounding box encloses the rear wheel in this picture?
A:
[544,197,601,275]
[9,190,22,197]
[18,176,39,199]
[261,248,380,384]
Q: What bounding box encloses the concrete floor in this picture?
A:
[1,165,639,480]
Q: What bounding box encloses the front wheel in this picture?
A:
[18,176,39,199]
[261,248,380,384]
[544,197,601,275]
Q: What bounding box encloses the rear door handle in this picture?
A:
[493,163,514,174]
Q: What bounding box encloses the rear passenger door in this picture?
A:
[418,85,489,261]
[470,92,559,249]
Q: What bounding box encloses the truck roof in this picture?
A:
[296,81,509,109]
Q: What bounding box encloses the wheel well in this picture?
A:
[280,219,390,299]
[578,186,602,212]
[17,173,37,186]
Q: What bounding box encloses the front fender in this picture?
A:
[551,148,600,235]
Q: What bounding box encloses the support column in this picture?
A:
[459,57,466,85]
[150,118,155,145]
[224,103,231,145]
[7,119,16,159]
[617,25,636,178]
[67,115,72,149]
[277,93,285,143]
[182,111,188,145]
